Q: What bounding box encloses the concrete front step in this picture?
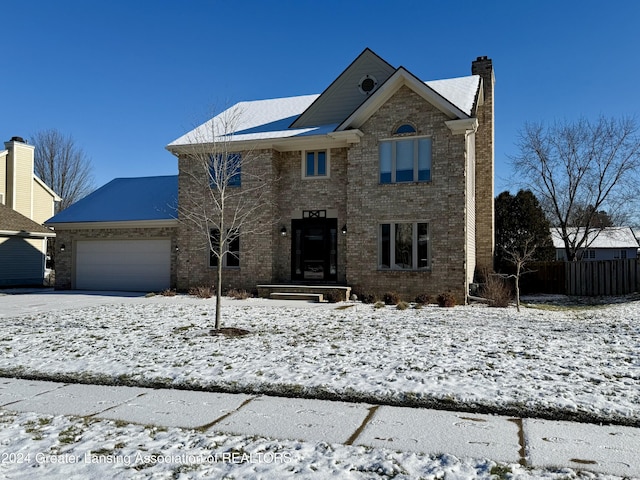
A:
[258,285,351,302]
[269,292,324,302]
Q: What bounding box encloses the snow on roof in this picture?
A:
[46,176,178,224]
[550,227,640,249]
[168,75,481,147]
[425,75,481,117]
[168,95,323,146]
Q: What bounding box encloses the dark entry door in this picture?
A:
[292,218,337,282]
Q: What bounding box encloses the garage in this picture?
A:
[75,239,171,292]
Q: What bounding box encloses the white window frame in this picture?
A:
[302,150,330,179]
[378,222,430,270]
[379,135,432,184]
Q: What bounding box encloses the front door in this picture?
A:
[292,218,337,282]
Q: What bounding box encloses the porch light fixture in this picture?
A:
[341,224,347,235]
[60,244,66,252]
[280,226,287,237]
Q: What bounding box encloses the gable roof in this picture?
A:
[45,175,178,225]
[0,203,55,237]
[168,49,481,150]
[290,48,396,129]
[551,227,640,249]
[336,68,478,131]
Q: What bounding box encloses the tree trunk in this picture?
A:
[515,262,521,312]
[215,260,222,330]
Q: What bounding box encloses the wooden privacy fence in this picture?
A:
[565,259,639,296]
[501,259,639,296]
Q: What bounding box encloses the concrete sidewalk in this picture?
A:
[1,377,638,477]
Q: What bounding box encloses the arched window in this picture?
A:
[395,124,416,135]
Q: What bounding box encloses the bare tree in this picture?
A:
[31,129,95,211]
[500,235,539,312]
[176,106,276,329]
[512,116,640,261]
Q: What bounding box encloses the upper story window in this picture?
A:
[379,137,432,184]
[209,153,241,187]
[303,150,329,178]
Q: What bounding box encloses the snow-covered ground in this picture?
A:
[1,409,609,479]
[1,294,638,425]
[0,292,638,478]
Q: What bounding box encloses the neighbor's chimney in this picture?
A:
[471,56,495,271]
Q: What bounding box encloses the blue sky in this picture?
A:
[2,0,639,195]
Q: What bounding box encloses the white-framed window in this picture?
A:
[302,150,329,178]
[379,137,431,184]
[209,228,240,268]
[379,222,430,270]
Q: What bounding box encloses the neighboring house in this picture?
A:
[47,49,495,302]
[551,227,639,261]
[0,137,60,286]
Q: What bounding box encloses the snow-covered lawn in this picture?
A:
[1,293,638,478]
[1,295,638,425]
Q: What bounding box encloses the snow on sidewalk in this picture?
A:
[2,377,639,477]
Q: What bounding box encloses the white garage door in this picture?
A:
[75,239,171,292]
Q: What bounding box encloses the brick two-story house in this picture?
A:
[48,49,494,303]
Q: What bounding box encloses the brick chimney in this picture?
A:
[471,56,495,271]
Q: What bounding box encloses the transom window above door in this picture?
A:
[303,150,329,178]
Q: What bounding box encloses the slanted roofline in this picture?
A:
[336,67,471,132]
[34,175,62,201]
[290,48,396,129]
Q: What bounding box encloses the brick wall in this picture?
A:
[176,150,276,292]
[345,86,470,303]
[472,56,495,271]
[272,148,348,283]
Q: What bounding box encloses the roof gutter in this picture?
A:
[0,229,56,238]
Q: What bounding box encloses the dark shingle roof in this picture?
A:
[0,203,54,236]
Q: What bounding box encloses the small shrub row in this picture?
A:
[226,288,251,300]
[189,286,214,299]
[437,292,456,308]
[480,274,512,308]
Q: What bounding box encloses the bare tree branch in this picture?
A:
[176,105,278,329]
[512,116,640,261]
[30,129,95,211]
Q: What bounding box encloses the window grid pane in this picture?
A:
[395,223,413,269]
[418,138,431,181]
[417,223,429,268]
[306,152,315,176]
[317,151,326,176]
[379,142,392,183]
[380,224,391,268]
[395,140,414,182]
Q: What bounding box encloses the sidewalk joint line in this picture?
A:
[198,395,258,431]
[508,418,528,467]
[345,405,379,446]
